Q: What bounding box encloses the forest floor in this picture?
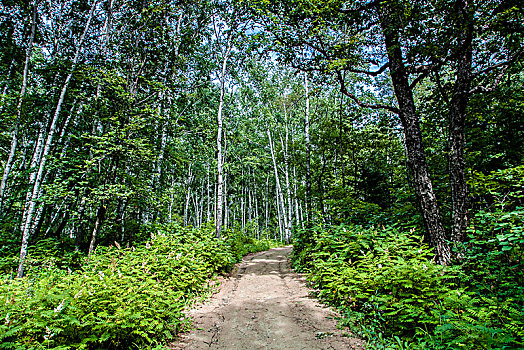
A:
[171,246,365,350]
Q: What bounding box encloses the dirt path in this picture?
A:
[173,246,364,350]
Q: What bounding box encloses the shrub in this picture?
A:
[296,225,454,335]
[0,224,270,349]
[293,224,524,349]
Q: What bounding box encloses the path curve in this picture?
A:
[172,246,364,350]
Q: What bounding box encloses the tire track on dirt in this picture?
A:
[172,246,364,350]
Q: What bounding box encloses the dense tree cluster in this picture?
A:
[0,0,522,270]
[0,0,523,348]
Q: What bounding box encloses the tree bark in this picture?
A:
[207,163,211,223]
[268,130,289,242]
[449,0,473,254]
[265,174,270,234]
[88,203,107,257]
[17,0,98,277]
[184,163,193,226]
[281,115,293,240]
[0,2,37,216]
[379,3,451,265]
[304,72,312,223]
[215,37,232,238]
[293,166,302,230]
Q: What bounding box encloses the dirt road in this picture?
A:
[173,246,364,350]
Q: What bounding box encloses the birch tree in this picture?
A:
[0,1,37,217]
[17,0,99,277]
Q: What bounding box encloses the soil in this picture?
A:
[172,246,365,350]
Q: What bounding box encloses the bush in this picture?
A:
[224,227,272,261]
[0,223,271,349]
[295,225,454,334]
[293,224,524,349]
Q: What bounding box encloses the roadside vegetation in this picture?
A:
[1,0,522,349]
[0,224,273,349]
[293,167,524,349]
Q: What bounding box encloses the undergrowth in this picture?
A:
[292,224,523,349]
[0,223,273,349]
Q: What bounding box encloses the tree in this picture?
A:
[241,0,524,264]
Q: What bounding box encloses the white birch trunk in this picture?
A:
[215,41,232,238]
[184,163,193,227]
[0,4,37,216]
[265,174,269,235]
[206,163,211,223]
[18,1,98,277]
[304,72,312,222]
[268,130,288,242]
[280,126,293,241]
[293,167,303,230]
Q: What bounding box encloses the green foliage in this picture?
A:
[294,225,454,334]
[0,238,83,275]
[293,224,524,349]
[461,166,523,301]
[0,224,271,349]
[224,226,273,262]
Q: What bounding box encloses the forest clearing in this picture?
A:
[0,0,523,349]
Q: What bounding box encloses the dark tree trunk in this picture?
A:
[379,4,451,265]
[88,203,106,257]
[449,0,473,254]
[54,212,70,238]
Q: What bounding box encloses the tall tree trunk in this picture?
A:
[318,153,327,218]
[223,171,229,230]
[153,109,167,192]
[207,163,211,223]
[88,203,107,257]
[17,1,98,277]
[265,174,270,234]
[0,3,37,216]
[275,190,283,241]
[304,72,312,222]
[280,126,293,240]
[117,199,127,243]
[18,119,47,254]
[268,130,289,242]
[449,0,473,254]
[184,163,193,226]
[168,176,176,223]
[254,173,260,237]
[241,169,245,230]
[199,179,205,227]
[293,166,302,230]
[338,90,346,188]
[215,39,232,238]
[379,4,451,265]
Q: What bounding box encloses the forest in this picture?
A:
[0,0,523,349]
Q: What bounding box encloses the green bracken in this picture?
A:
[293,222,523,349]
[0,223,272,349]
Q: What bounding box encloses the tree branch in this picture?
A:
[336,71,399,114]
[469,50,523,94]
